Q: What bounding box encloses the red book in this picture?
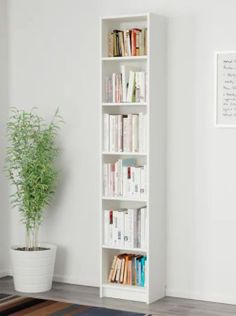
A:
[131,28,141,56]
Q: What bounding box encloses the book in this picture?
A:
[107,28,147,57]
[104,68,146,104]
[121,65,127,102]
[124,30,131,56]
[127,71,135,102]
[108,32,113,57]
[104,206,147,249]
[132,114,139,152]
[108,253,146,286]
[120,256,125,283]
[118,31,125,57]
[104,158,145,198]
[111,256,119,282]
[108,255,117,282]
[115,257,122,282]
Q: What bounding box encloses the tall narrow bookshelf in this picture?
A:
[100,13,167,304]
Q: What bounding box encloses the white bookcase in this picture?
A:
[100,13,167,304]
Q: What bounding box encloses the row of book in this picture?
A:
[105,66,146,103]
[104,207,147,249]
[103,159,147,199]
[108,253,146,287]
[107,28,147,57]
[104,113,146,153]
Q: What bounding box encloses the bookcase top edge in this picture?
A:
[101,13,150,21]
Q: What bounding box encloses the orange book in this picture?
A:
[123,255,129,284]
[119,257,125,283]
[126,255,133,285]
[131,28,141,56]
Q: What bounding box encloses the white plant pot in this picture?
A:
[10,243,57,293]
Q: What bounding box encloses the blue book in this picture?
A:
[140,256,146,287]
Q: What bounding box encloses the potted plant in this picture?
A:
[5,108,62,293]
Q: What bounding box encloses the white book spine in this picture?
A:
[109,210,113,245]
[137,208,141,248]
[103,164,108,196]
[114,161,118,196]
[112,210,119,246]
[108,163,112,196]
[124,210,129,248]
[135,72,140,103]
[114,115,118,152]
[133,209,138,248]
[127,114,132,152]
[139,113,146,152]
[140,29,144,56]
[127,71,135,102]
[112,73,116,103]
[139,72,146,102]
[132,114,139,152]
[122,166,127,197]
[109,163,115,197]
[104,113,109,152]
[109,115,114,152]
[105,77,109,103]
[127,166,132,197]
[130,166,135,197]
[128,209,134,248]
[123,116,129,152]
[140,165,146,198]
[118,159,122,196]
[104,210,110,245]
[117,210,125,247]
[117,115,122,152]
[121,65,127,102]
[141,207,146,249]
[134,167,141,199]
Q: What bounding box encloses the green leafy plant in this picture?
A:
[5,108,62,251]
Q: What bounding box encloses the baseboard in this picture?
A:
[166,288,236,305]
[53,274,98,288]
[1,269,98,288]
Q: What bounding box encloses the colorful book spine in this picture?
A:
[108,253,146,287]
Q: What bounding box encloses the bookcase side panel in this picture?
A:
[148,14,167,303]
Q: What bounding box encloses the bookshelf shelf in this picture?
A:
[100,13,167,304]
[102,196,147,202]
[102,102,147,107]
[102,151,147,156]
[102,56,147,61]
[102,283,146,302]
[102,283,146,291]
[102,245,147,253]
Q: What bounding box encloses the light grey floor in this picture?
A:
[1,277,236,316]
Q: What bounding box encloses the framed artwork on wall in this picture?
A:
[216,51,236,127]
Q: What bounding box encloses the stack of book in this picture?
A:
[108,253,146,287]
[105,65,146,103]
[103,159,147,199]
[103,113,146,152]
[107,28,147,57]
[104,207,147,249]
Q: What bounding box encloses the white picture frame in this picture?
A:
[215,51,236,127]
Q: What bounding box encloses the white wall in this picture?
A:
[5,0,236,304]
[8,0,100,286]
[0,0,10,276]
